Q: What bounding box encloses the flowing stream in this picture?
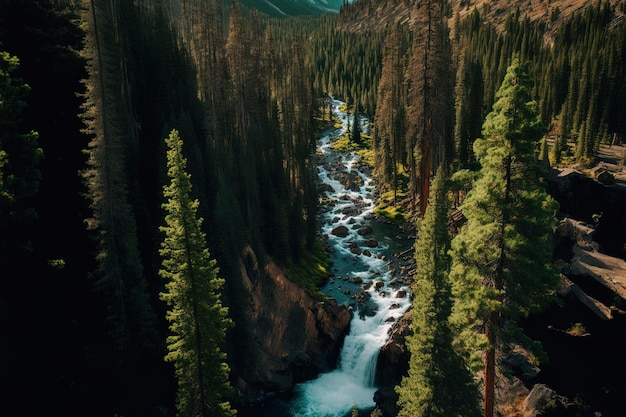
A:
[241,98,411,417]
[288,99,411,417]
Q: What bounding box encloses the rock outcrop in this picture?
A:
[522,384,571,417]
[373,310,412,417]
[548,166,626,258]
[233,245,351,405]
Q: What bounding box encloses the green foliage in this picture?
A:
[332,130,372,154]
[159,129,235,417]
[396,168,480,417]
[374,189,409,223]
[0,51,42,255]
[456,2,626,167]
[80,0,161,356]
[283,236,332,299]
[370,407,383,417]
[449,58,560,413]
[567,322,589,337]
[308,15,384,116]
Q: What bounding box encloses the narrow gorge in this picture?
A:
[239,100,413,416]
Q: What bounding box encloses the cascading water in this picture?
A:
[288,98,411,417]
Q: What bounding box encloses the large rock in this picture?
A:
[555,217,626,302]
[233,246,351,405]
[337,170,364,192]
[522,384,570,417]
[331,225,349,237]
[548,167,626,257]
[373,310,412,417]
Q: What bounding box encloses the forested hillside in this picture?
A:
[2,0,322,415]
[1,0,625,416]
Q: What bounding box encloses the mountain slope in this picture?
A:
[455,0,624,33]
[337,0,624,33]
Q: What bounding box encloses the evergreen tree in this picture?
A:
[396,167,480,417]
[80,0,158,355]
[374,23,408,203]
[449,59,559,417]
[159,129,235,417]
[0,51,42,263]
[454,49,483,169]
[404,0,454,215]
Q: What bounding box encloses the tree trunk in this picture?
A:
[483,314,497,417]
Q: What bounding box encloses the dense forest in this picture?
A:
[1,0,625,416]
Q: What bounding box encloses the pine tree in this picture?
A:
[159,129,235,417]
[404,0,453,215]
[449,58,559,417]
[79,0,158,354]
[396,167,480,417]
[374,23,408,203]
[0,51,42,263]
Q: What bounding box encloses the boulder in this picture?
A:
[331,225,349,237]
[373,310,412,417]
[522,384,569,417]
[365,237,379,247]
[350,247,362,255]
[317,183,335,194]
[591,165,615,185]
[357,225,372,235]
[337,170,364,192]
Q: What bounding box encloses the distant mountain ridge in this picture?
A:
[239,0,344,17]
[237,0,624,23]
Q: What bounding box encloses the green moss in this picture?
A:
[283,237,332,300]
[374,204,408,223]
[331,134,354,151]
[356,148,375,166]
[566,322,589,337]
[331,132,373,158]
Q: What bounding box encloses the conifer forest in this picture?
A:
[1,0,626,417]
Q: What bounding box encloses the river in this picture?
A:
[242,98,412,417]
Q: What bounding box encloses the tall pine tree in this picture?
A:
[80,0,158,355]
[404,0,453,215]
[0,51,42,264]
[449,58,559,417]
[396,167,480,417]
[159,129,235,417]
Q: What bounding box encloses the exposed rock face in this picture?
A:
[373,310,412,417]
[522,384,572,417]
[233,246,351,405]
[548,167,626,258]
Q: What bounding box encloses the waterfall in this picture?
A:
[288,98,411,417]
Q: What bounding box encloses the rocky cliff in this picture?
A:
[232,245,352,405]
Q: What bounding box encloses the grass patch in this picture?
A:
[331,132,373,155]
[283,237,332,300]
[331,134,355,151]
[374,203,409,223]
[357,148,375,166]
[374,189,409,223]
[566,322,589,337]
